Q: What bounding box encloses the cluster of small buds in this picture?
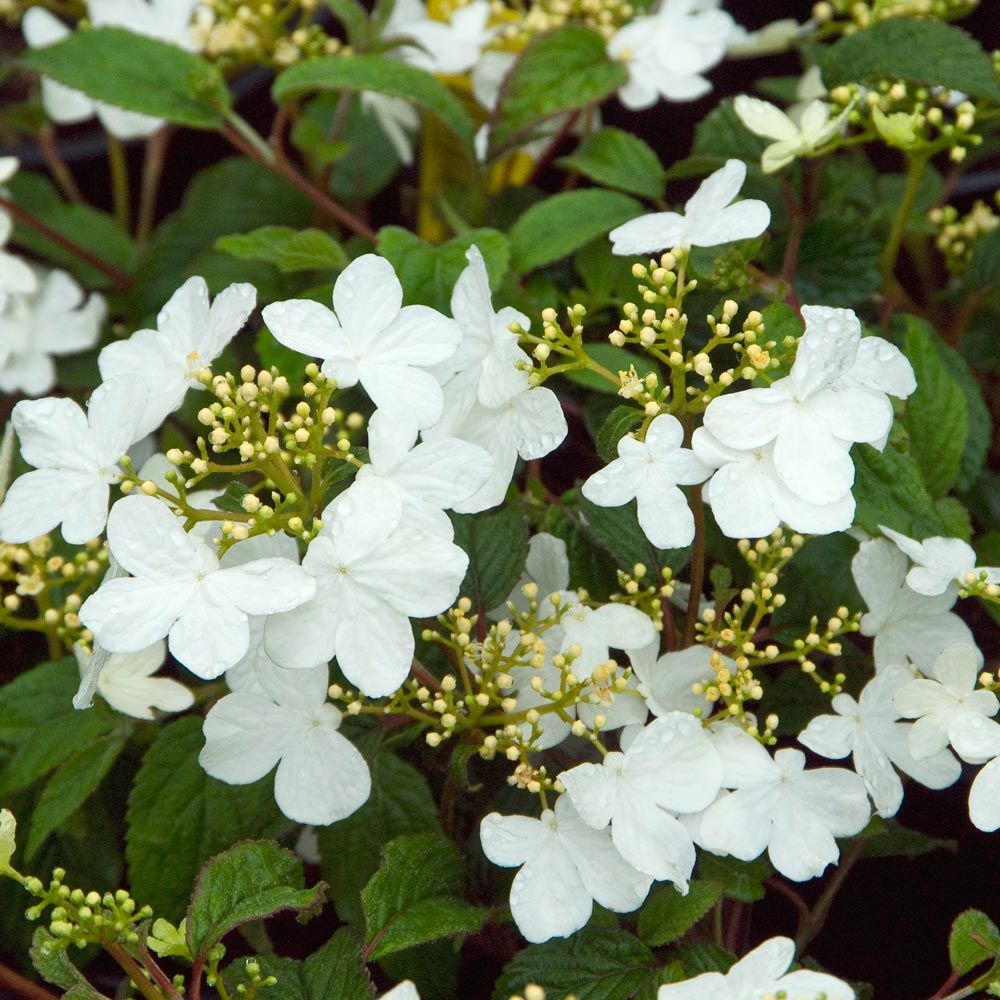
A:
[520,304,589,387]
[929,195,1000,273]
[790,609,856,694]
[233,956,279,997]
[507,760,561,796]
[611,562,673,631]
[0,535,105,649]
[493,0,633,44]
[812,0,978,31]
[692,642,767,728]
[958,572,1000,605]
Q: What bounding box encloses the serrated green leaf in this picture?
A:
[852,443,949,538]
[126,716,285,922]
[578,495,690,575]
[377,226,510,312]
[361,833,483,961]
[30,928,104,998]
[20,27,230,128]
[212,481,252,514]
[557,127,666,200]
[858,816,957,860]
[794,216,880,308]
[817,18,1000,103]
[489,26,627,157]
[690,99,769,164]
[450,502,528,614]
[967,228,1000,290]
[509,190,642,273]
[596,405,643,463]
[674,942,736,975]
[949,909,1000,974]
[187,841,326,956]
[216,226,347,273]
[696,854,771,903]
[638,881,721,947]
[273,55,475,153]
[492,927,658,1000]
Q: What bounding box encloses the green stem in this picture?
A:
[880,153,929,286]
[137,127,173,248]
[106,134,132,234]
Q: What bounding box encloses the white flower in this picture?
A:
[263,255,460,434]
[264,478,468,696]
[479,795,651,943]
[608,0,739,110]
[734,95,851,173]
[23,1,199,139]
[693,427,855,539]
[497,531,571,618]
[356,410,494,537]
[880,526,1000,597]
[0,159,39,311]
[893,643,998,760]
[74,640,193,720]
[80,494,316,679]
[657,936,855,1000]
[852,536,976,674]
[627,641,726,718]
[560,713,723,889]
[0,379,147,544]
[609,160,770,256]
[0,269,105,396]
[385,0,494,75]
[381,984,420,1000]
[726,18,801,57]
[949,716,1000,833]
[582,414,711,550]
[201,660,371,825]
[702,306,914,506]
[360,92,420,165]
[99,276,257,438]
[799,667,960,818]
[699,729,871,881]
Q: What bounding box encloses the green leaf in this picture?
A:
[858,816,957,860]
[578,495,689,574]
[967,228,1000,290]
[510,190,642,273]
[638,881,721,947]
[30,928,105,999]
[793,216,880,308]
[361,832,483,961]
[377,226,510,312]
[690,99,769,164]
[596,405,643,463]
[316,748,438,928]
[816,19,1000,103]
[451,502,529,614]
[696,855,771,903]
[126,716,285,922]
[852,443,949,538]
[949,909,1000,974]
[566,342,657,394]
[26,726,129,860]
[557,128,666,200]
[323,0,372,48]
[488,25,627,157]
[20,27,230,128]
[216,226,348,273]
[902,318,969,498]
[674,942,736,975]
[187,841,326,956]
[273,55,475,153]
[492,926,658,1000]
[226,927,375,1000]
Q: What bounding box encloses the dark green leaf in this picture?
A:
[578,495,690,575]
[216,225,348,273]
[674,942,736,975]
[638,881,721,947]
[793,216,880,308]
[967,228,1000,290]
[451,502,529,614]
[557,128,666,200]
[509,190,642,273]
[858,816,957,860]
[596,405,643,463]
[696,854,771,903]
[690,99,769,164]
[20,27,230,128]
[30,928,104,999]
[187,841,326,956]
[949,909,1000,974]
[323,0,372,48]
[489,26,627,157]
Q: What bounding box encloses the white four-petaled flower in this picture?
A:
[734,95,852,173]
[881,526,1000,597]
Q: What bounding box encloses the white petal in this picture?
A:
[11,396,97,471]
[207,559,316,616]
[264,592,339,670]
[169,599,251,680]
[509,843,592,943]
[559,760,617,830]
[87,377,149,465]
[968,757,1000,832]
[333,254,403,336]
[332,586,415,696]
[480,812,545,867]
[798,713,855,760]
[728,936,795,990]
[512,387,568,460]
[203,282,257,359]
[80,576,191,652]
[106,494,203,577]
[609,213,689,255]
[200,693,292,783]
[0,469,106,544]
[734,95,799,141]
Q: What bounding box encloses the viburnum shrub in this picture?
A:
[1,0,999,997]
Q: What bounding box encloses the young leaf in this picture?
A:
[19,27,230,129]
[272,55,476,153]
[488,25,628,156]
[949,909,1000,974]
[186,841,326,956]
[637,881,722,947]
[556,127,666,200]
[696,855,772,903]
[509,190,642,273]
[30,928,105,999]
[450,502,529,614]
[596,405,644,463]
[216,226,348,273]
[361,832,484,961]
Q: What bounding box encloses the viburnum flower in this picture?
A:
[23,1,199,139]
[893,643,999,760]
[693,427,855,539]
[948,715,1000,832]
[799,667,961,818]
[479,795,652,943]
[265,478,468,696]
[699,729,871,881]
[0,269,105,396]
[607,0,740,110]
[263,255,460,433]
[201,661,371,825]
[80,495,316,679]
[355,410,495,535]
[582,414,711,549]
[560,713,723,889]
[726,18,801,56]
[852,536,976,673]
[702,305,915,506]
[381,984,420,1000]
[74,640,193,720]
[881,526,1000,597]
[497,531,570,618]
[734,95,852,173]
[0,379,147,544]
[384,0,494,75]
[657,936,855,1000]
[609,160,770,256]
[627,641,728,719]
[99,276,257,438]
